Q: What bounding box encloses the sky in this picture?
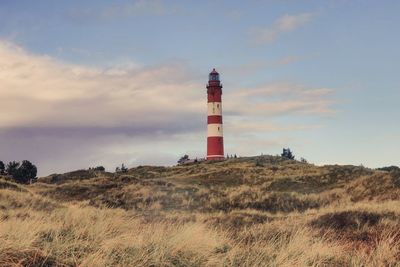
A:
[0,0,399,176]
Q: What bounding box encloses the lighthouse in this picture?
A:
[207,68,224,160]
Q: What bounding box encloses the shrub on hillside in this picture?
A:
[178,154,189,164]
[0,160,5,175]
[116,164,128,173]
[6,161,20,177]
[255,159,264,167]
[377,166,400,172]
[281,148,295,160]
[300,157,308,163]
[94,166,105,172]
[6,160,37,184]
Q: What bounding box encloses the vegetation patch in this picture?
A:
[268,178,308,193]
[310,210,396,231]
[39,169,111,184]
[212,191,322,213]
[0,178,27,192]
[391,171,400,187]
[205,211,273,228]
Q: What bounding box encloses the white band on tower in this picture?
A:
[207,102,222,116]
[207,124,223,137]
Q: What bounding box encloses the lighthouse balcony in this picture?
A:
[206,82,222,88]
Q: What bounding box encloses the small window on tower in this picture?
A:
[218,127,220,131]
[217,104,219,108]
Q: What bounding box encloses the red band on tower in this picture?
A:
[207,68,224,160]
[207,115,223,124]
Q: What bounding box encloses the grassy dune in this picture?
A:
[1,156,400,266]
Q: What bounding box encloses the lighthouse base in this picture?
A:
[207,155,225,160]
[207,136,224,160]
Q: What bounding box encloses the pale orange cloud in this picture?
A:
[0,41,203,129]
[250,13,314,45]
[225,82,335,117]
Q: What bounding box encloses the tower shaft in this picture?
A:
[207,69,224,160]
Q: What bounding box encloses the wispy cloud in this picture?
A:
[250,13,314,45]
[222,55,304,76]
[225,121,321,135]
[225,82,335,117]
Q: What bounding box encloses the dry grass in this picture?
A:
[1,156,400,266]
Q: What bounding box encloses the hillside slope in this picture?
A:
[35,156,400,212]
[1,156,400,266]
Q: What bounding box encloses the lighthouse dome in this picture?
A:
[209,68,220,81]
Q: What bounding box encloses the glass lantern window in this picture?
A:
[209,74,219,81]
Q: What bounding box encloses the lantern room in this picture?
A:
[209,68,220,81]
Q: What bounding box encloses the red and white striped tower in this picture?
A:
[207,68,224,160]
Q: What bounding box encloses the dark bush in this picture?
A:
[121,164,128,172]
[255,159,264,167]
[116,164,128,173]
[300,157,308,163]
[377,166,400,172]
[281,148,295,160]
[178,155,189,164]
[6,161,20,177]
[0,160,5,175]
[6,160,37,184]
[94,166,105,172]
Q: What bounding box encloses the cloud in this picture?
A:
[225,82,335,117]
[221,56,305,77]
[0,41,335,175]
[225,121,321,135]
[0,41,203,130]
[250,13,314,45]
